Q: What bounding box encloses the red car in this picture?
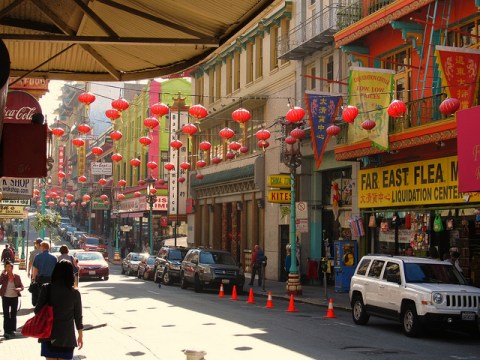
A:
[75,251,109,281]
[78,234,108,259]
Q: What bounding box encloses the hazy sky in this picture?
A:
[39,80,64,125]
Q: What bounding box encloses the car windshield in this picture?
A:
[131,254,143,261]
[404,263,467,285]
[85,238,100,245]
[168,249,186,260]
[76,252,104,261]
[147,257,155,265]
[200,251,236,265]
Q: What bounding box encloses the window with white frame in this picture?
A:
[270,25,279,71]
[247,42,254,83]
[255,36,263,79]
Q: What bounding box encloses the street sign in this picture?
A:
[0,205,27,219]
[296,201,308,219]
[0,199,30,206]
[91,162,112,176]
[267,174,290,188]
[120,225,132,232]
[267,190,291,203]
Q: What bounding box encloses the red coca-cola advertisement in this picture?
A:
[4,90,42,123]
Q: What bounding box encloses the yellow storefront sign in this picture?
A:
[358,156,480,208]
[268,190,291,203]
[267,174,291,188]
[0,205,27,219]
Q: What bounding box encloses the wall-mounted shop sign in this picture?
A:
[0,205,27,219]
[358,156,480,208]
[0,178,33,199]
[268,190,291,203]
[91,162,112,176]
[267,174,291,188]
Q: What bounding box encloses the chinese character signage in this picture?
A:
[304,92,342,168]
[358,156,480,208]
[91,162,112,176]
[436,46,480,110]
[456,106,480,192]
[348,67,394,150]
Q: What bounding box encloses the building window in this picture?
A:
[446,17,480,49]
[208,68,214,104]
[280,17,290,65]
[270,25,279,71]
[244,106,265,153]
[215,64,221,100]
[195,76,204,105]
[306,63,316,90]
[234,51,241,91]
[382,48,411,102]
[246,43,254,83]
[322,55,333,92]
[226,56,233,95]
[255,36,263,79]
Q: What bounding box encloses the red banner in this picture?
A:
[456,106,480,193]
[436,46,480,111]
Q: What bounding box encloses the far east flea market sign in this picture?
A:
[358,156,480,208]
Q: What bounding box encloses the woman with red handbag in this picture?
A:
[0,260,24,339]
[34,260,83,359]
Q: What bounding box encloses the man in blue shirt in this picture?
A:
[31,241,57,305]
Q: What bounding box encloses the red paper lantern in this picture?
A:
[49,191,57,198]
[151,102,169,117]
[189,104,208,119]
[290,128,305,139]
[149,188,157,195]
[180,162,191,170]
[100,194,108,201]
[110,130,123,141]
[255,129,271,141]
[37,200,42,206]
[78,92,96,106]
[77,123,91,134]
[326,124,341,136]
[98,178,107,186]
[226,151,236,160]
[70,202,76,207]
[72,138,85,147]
[58,171,66,179]
[112,98,129,112]
[111,153,123,162]
[219,127,235,141]
[137,179,146,186]
[170,139,183,150]
[92,147,103,156]
[82,194,91,202]
[147,161,158,170]
[178,177,186,183]
[182,123,198,136]
[439,97,460,115]
[228,141,242,151]
[342,105,359,123]
[285,136,297,145]
[59,201,66,207]
[81,201,87,207]
[231,108,251,125]
[118,179,127,187]
[103,201,109,205]
[117,194,126,201]
[144,117,159,130]
[157,179,166,186]
[196,173,204,180]
[199,141,211,151]
[196,160,206,168]
[105,109,121,121]
[286,106,305,123]
[258,140,269,150]
[134,191,142,198]
[212,156,222,164]
[387,100,407,117]
[239,146,249,154]
[139,136,152,146]
[51,127,65,137]
[78,175,87,183]
[66,193,74,201]
[361,119,376,131]
[130,158,141,167]
[48,201,55,207]
[164,162,175,171]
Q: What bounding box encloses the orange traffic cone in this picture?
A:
[324,298,336,318]
[230,285,238,301]
[265,291,274,308]
[218,284,225,298]
[285,294,297,312]
[247,287,255,304]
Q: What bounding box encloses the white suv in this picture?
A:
[349,255,480,337]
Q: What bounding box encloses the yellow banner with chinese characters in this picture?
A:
[358,156,480,208]
[77,145,86,176]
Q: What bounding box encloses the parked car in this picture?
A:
[349,255,480,337]
[75,250,109,281]
[137,255,157,280]
[78,234,107,257]
[180,248,245,293]
[70,231,87,248]
[154,246,189,285]
[121,252,146,276]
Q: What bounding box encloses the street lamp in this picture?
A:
[146,177,157,255]
[112,188,122,262]
[283,120,303,295]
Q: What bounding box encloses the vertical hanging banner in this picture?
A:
[304,92,342,168]
[348,67,394,150]
[77,144,86,176]
[435,46,480,111]
[456,105,480,193]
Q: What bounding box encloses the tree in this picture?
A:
[32,212,61,243]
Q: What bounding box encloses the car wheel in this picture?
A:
[402,304,422,337]
[180,273,188,289]
[193,274,203,293]
[162,270,172,285]
[351,296,369,325]
[104,276,109,281]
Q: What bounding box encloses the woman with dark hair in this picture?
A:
[35,260,83,359]
[0,260,24,339]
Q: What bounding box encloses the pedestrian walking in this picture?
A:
[0,260,24,339]
[249,244,265,287]
[1,244,14,263]
[28,238,42,279]
[31,241,57,306]
[35,260,83,359]
[58,245,79,288]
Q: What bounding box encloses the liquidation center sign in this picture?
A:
[358,156,480,208]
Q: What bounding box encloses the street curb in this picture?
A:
[252,290,352,311]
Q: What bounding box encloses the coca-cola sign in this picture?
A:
[4,90,42,124]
